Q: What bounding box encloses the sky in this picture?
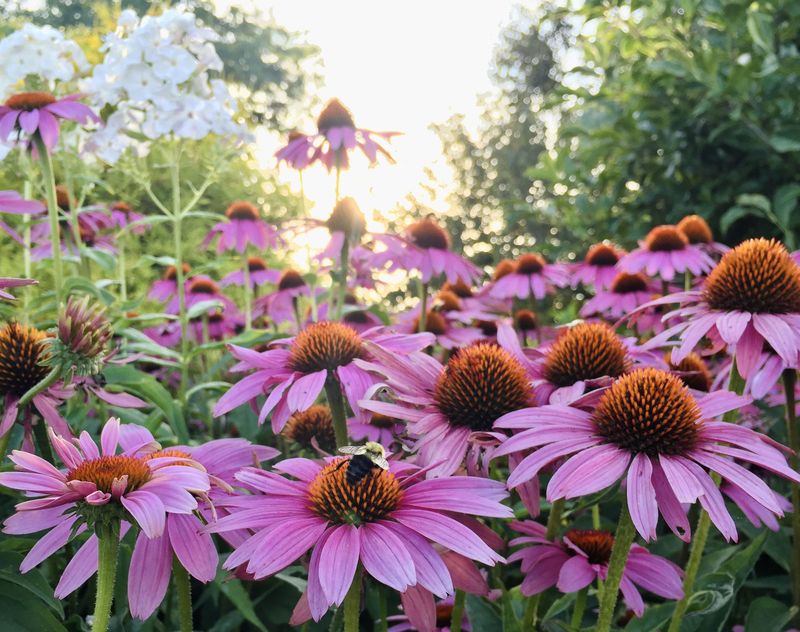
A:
[247,0,522,236]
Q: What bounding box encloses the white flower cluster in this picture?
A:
[0,23,88,98]
[83,8,249,163]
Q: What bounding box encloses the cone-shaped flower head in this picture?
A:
[48,295,113,376]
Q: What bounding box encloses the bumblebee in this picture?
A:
[336,442,390,486]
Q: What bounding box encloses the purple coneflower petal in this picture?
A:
[627,454,658,541]
[128,531,173,619]
[359,522,416,592]
[318,525,360,605]
[556,555,595,592]
[547,444,631,500]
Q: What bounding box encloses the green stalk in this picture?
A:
[450,589,466,632]
[418,281,429,333]
[335,165,341,203]
[684,271,692,292]
[118,237,127,303]
[22,179,32,324]
[170,151,189,400]
[596,503,636,632]
[173,558,193,632]
[335,238,350,321]
[92,522,120,632]
[669,354,745,632]
[0,428,12,464]
[377,584,388,632]
[571,586,588,630]
[325,376,350,448]
[242,253,252,330]
[343,565,362,632]
[783,369,800,615]
[33,135,63,304]
[18,365,61,409]
[522,499,565,628]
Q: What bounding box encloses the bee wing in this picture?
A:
[374,457,390,470]
[338,446,363,455]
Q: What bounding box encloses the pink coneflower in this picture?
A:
[221,256,280,289]
[499,321,662,406]
[676,214,728,256]
[0,418,210,599]
[489,253,569,300]
[213,321,433,432]
[314,196,368,264]
[282,404,338,452]
[509,521,683,616]
[109,201,146,234]
[205,455,509,621]
[0,190,45,243]
[372,218,482,285]
[358,341,532,476]
[348,411,403,446]
[203,201,281,254]
[313,295,384,334]
[0,277,36,301]
[645,238,800,379]
[0,322,71,438]
[275,98,399,172]
[494,368,800,542]
[148,263,192,303]
[190,307,242,343]
[396,299,483,350]
[178,276,239,316]
[619,225,714,282]
[571,243,627,290]
[0,92,99,152]
[580,272,663,334]
[388,593,472,632]
[253,268,313,326]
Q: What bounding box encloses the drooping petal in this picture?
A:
[128,531,173,620]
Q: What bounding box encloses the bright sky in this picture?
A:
[247,0,522,234]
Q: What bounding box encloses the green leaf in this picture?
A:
[464,594,501,631]
[0,582,67,631]
[217,578,269,632]
[0,552,63,617]
[746,11,774,53]
[187,299,224,320]
[624,602,676,632]
[744,597,797,632]
[769,135,800,153]
[102,364,188,442]
[773,184,800,228]
[720,206,762,235]
[80,247,116,272]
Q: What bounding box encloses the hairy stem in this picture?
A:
[450,589,466,632]
[92,522,120,632]
[784,370,800,616]
[325,376,350,448]
[343,565,362,632]
[596,502,636,632]
[571,586,588,630]
[242,253,252,330]
[173,558,193,632]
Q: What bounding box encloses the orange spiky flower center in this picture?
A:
[516,253,546,275]
[225,201,259,221]
[407,219,450,250]
[284,404,337,452]
[434,343,530,431]
[317,98,356,131]
[188,278,219,295]
[592,369,701,456]
[0,323,50,396]
[326,196,366,238]
[677,215,713,245]
[437,290,462,312]
[247,256,267,272]
[493,259,516,280]
[644,225,688,252]
[288,322,363,373]
[702,238,800,314]
[566,530,615,565]
[514,309,538,331]
[164,263,191,281]
[668,352,712,392]
[543,323,629,387]
[278,269,306,291]
[67,455,151,494]
[585,243,622,266]
[442,279,473,298]
[414,310,447,336]
[6,91,56,111]
[308,458,402,525]
[610,272,648,294]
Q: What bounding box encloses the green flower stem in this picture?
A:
[418,281,429,333]
[335,238,350,321]
[571,586,588,630]
[783,369,800,615]
[667,510,712,632]
[343,565,362,632]
[325,376,350,448]
[118,237,128,303]
[335,165,342,203]
[170,152,189,400]
[377,584,388,632]
[33,134,64,305]
[684,271,692,292]
[22,179,33,324]
[173,558,193,632]
[450,589,466,632]
[18,365,61,409]
[242,253,252,330]
[592,503,601,529]
[92,522,120,632]
[669,354,746,632]
[596,502,636,632]
[522,499,565,629]
[0,428,12,464]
